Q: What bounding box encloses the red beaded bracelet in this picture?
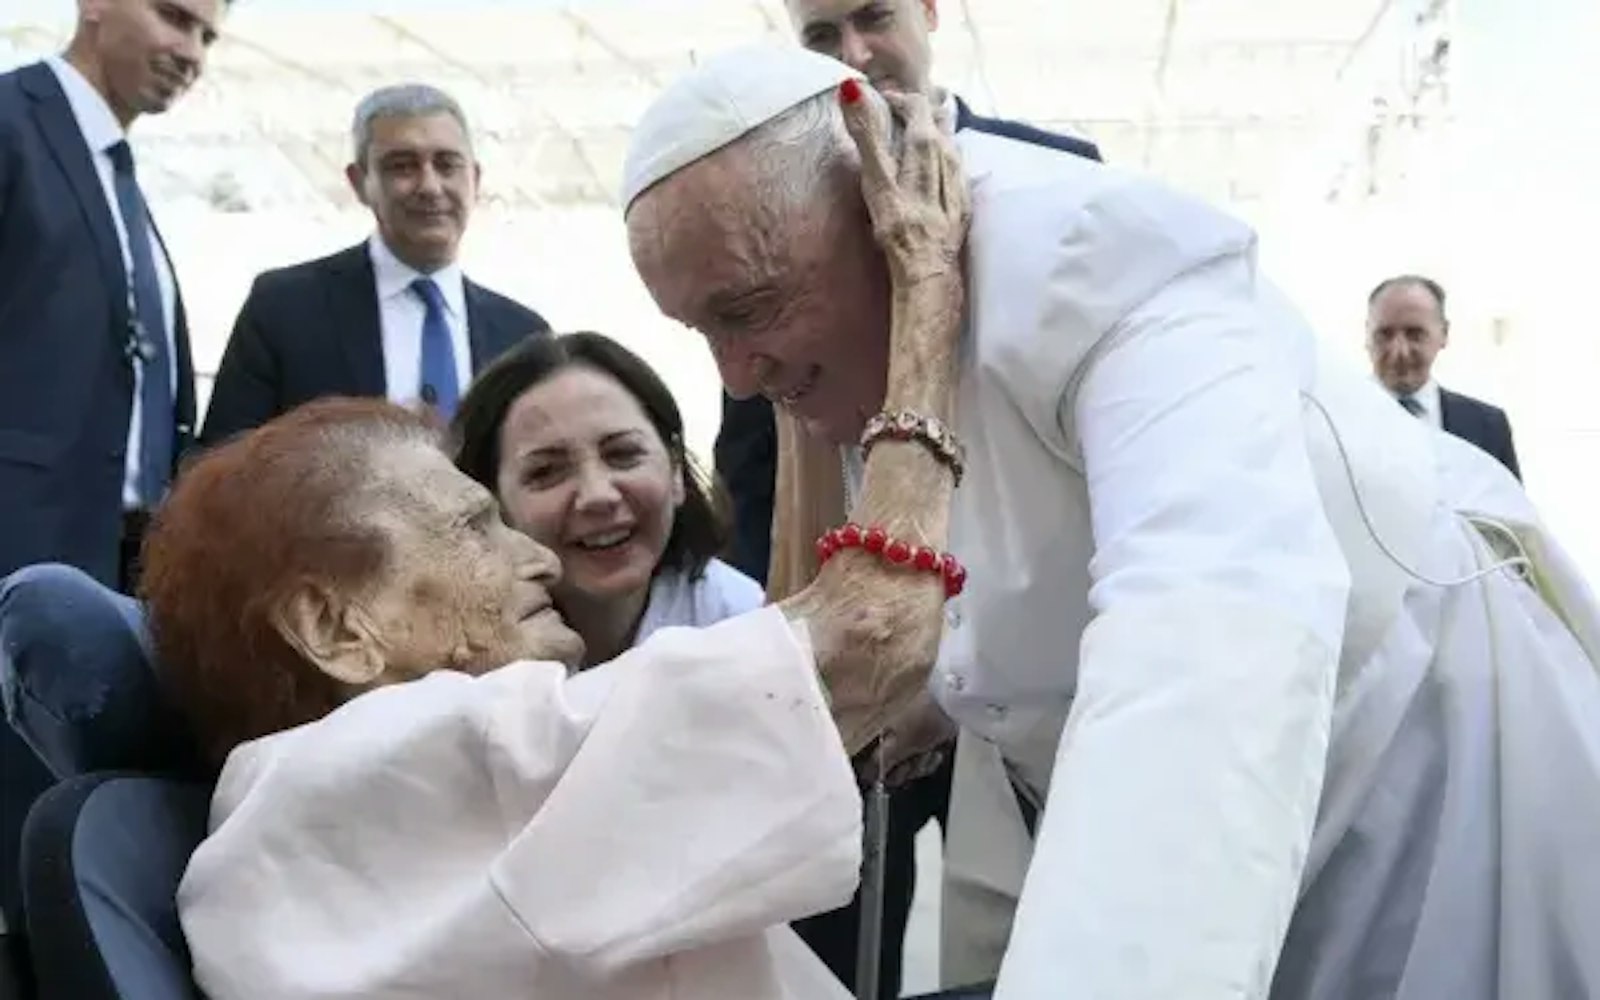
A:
[815,522,967,598]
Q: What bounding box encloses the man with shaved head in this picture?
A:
[625,45,1600,1000]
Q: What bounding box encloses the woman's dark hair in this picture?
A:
[452,331,729,580]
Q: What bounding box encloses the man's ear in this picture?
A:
[344,162,371,207]
[271,580,387,687]
[923,0,939,30]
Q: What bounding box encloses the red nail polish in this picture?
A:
[839,78,862,105]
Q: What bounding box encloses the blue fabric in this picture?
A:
[0,724,52,936]
[0,564,199,780]
[412,276,460,420]
[107,141,174,506]
[22,773,207,1000]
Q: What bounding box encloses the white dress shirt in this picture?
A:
[366,235,473,405]
[45,56,178,511]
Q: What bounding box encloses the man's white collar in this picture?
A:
[367,234,466,317]
[45,55,124,155]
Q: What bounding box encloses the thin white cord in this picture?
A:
[1301,392,1531,589]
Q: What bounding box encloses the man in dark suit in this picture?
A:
[0,0,227,979]
[202,84,547,444]
[1367,274,1521,479]
[707,3,1105,996]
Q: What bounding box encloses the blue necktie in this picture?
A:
[108,141,173,507]
[1399,395,1424,418]
[411,277,459,420]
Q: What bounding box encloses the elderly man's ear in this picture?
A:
[272,581,389,687]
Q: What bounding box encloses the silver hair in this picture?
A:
[350,83,473,167]
[738,91,854,214]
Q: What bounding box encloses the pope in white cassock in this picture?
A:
[621,46,1600,999]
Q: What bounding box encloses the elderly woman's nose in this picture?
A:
[509,527,563,586]
[530,543,563,586]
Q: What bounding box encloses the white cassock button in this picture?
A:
[986,703,1008,720]
[945,671,967,693]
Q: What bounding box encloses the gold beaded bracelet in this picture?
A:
[859,409,965,486]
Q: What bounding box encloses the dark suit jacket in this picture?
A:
[1440,386,1521,481]
[0,62,196,588]
[200,244,549,445]
[713,105,1103,583]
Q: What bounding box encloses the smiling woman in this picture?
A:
[452,331,763,668]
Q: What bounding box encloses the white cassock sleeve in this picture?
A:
[179,607,860,1000]
[995,189,1353,999]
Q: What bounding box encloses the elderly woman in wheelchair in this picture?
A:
[0,380,961,1000]
[145,396,911,999]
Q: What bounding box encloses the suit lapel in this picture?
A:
[146,218,196,446]
[326,245,387,396]
[1437,388,1466,437]
[463,280,499,374]
[20,64,129,345]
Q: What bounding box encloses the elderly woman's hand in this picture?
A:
[840,81,970,290]
[779,82,973,758]
[863,688,956,787]
[785,550,948,757]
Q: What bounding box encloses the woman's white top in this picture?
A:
[637,557,765,641]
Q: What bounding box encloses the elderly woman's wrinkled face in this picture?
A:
[292,439,585,685]
[493,366,684,610]
[627,144,893,445]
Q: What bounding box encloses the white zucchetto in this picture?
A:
[620,45,865,212]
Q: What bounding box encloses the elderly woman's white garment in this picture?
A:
[920,125,1600,998]
[178,608,859,1000]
